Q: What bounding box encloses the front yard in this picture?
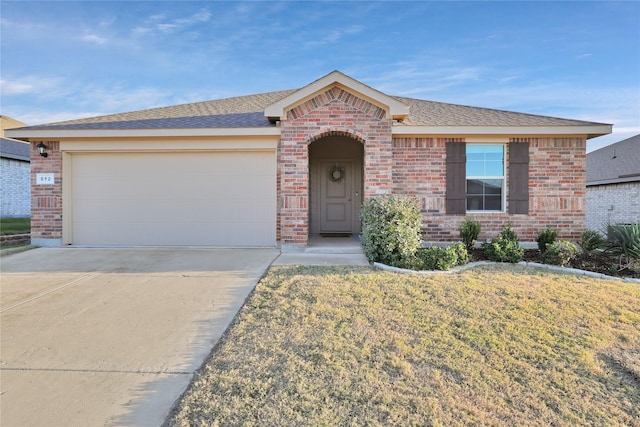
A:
[168,265,640,426]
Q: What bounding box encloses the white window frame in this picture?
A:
[466,143,506,213]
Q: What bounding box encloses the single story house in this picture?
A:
[6,71,611,249]
[1,116,30,218]
[586,134,640,234]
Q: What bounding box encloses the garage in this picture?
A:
[68,150,276,246]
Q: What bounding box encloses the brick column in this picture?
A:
[30,140,63,246]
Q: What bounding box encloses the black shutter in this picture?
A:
[508,141,529,214]
[446,141,466,214]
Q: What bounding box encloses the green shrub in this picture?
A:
[482,224,523,263]
[452,241,470,265]
[498,223,519,243]
[459,218,481,251]
[606,223,640,265]
[541,241,580,267]
[536,228,558,253]
[360,195,422,267]
[416,242,469,271]
[580,229,605,253]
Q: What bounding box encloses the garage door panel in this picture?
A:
[71,152,276,246]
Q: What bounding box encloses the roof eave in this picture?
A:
[0,153,30,161]
[391,124,612,138]
[587,176,640,186]
[4,127,282,140]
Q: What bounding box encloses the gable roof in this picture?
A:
[0,138,30,161]
[5,71,611,140]
[587,134,640,185]
[264,70,409,121]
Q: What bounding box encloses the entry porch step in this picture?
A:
[305,234,364,254]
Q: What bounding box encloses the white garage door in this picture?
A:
[70,151,276,246]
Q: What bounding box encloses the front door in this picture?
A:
[319,161,353,234]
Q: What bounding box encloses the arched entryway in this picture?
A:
[308,135,364,237]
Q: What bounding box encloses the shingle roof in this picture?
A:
[21,90,296,130]
[0,138,30,161]
[13,88,606,131]
[395,97,603,127]
[587,134,640,185]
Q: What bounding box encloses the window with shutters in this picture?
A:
[466,144,505,212]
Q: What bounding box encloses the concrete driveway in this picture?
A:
[0,247,279,427]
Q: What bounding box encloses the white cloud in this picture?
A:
[82,32,108,45]
[0,76,63,95]
[303,25,366,48]
[132,8,211,38]
[0,79,34,95]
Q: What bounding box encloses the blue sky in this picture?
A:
[1,1,638,152]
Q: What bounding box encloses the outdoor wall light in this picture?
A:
[37,142,48,157]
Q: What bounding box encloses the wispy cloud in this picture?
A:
[0,76,63,95]
[304,25,365,48]
[132,8,211,37]
[82,32,109,45]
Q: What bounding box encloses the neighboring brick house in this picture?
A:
[6,71,611,248]
[1,116,30,218]
[586,134,640,234]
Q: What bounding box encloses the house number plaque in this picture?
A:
[36,173,55,185]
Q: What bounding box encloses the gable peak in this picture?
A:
[265,70,409,122]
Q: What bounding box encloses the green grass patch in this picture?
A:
[168,265,640,427]
[0,217,30,235]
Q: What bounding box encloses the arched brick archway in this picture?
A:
[277,88,394,250]
[306,128,367,146]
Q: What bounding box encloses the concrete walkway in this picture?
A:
[0,247,280,427]
[273,235,370,266]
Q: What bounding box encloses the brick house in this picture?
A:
[586,134,640,234]
[1,116,30,218]
[6,71,611,248]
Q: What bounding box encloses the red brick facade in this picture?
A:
[30,140,63,244]
[27,86,589,247]
[392,136,587,242]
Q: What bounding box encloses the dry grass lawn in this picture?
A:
[168,265,640,427]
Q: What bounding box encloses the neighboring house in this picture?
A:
[1,116,30,218]
[6,71,611,248]
[586,134,640,234]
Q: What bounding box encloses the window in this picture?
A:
[466,144,504,211]
[446,141,529,215]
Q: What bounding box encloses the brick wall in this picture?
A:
[30,141,62,244]
[392,136,587,243]
[586,182,640,234]
[1,157,31,217]
[278,86,393,247]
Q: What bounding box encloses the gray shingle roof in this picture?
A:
[395,97,603,127]
[0,138,30,161]
[13,88,607,131]
[21,90,296,130]
[587,134,640,185]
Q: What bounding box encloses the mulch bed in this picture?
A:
[469,248,640,279]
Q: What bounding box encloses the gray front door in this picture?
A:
[319,161,353,233]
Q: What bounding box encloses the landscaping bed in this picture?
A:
[470,249,640,279]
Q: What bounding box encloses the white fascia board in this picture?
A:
[392,124,612,138]
[264,70,409,120]
[5,127,281,140]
